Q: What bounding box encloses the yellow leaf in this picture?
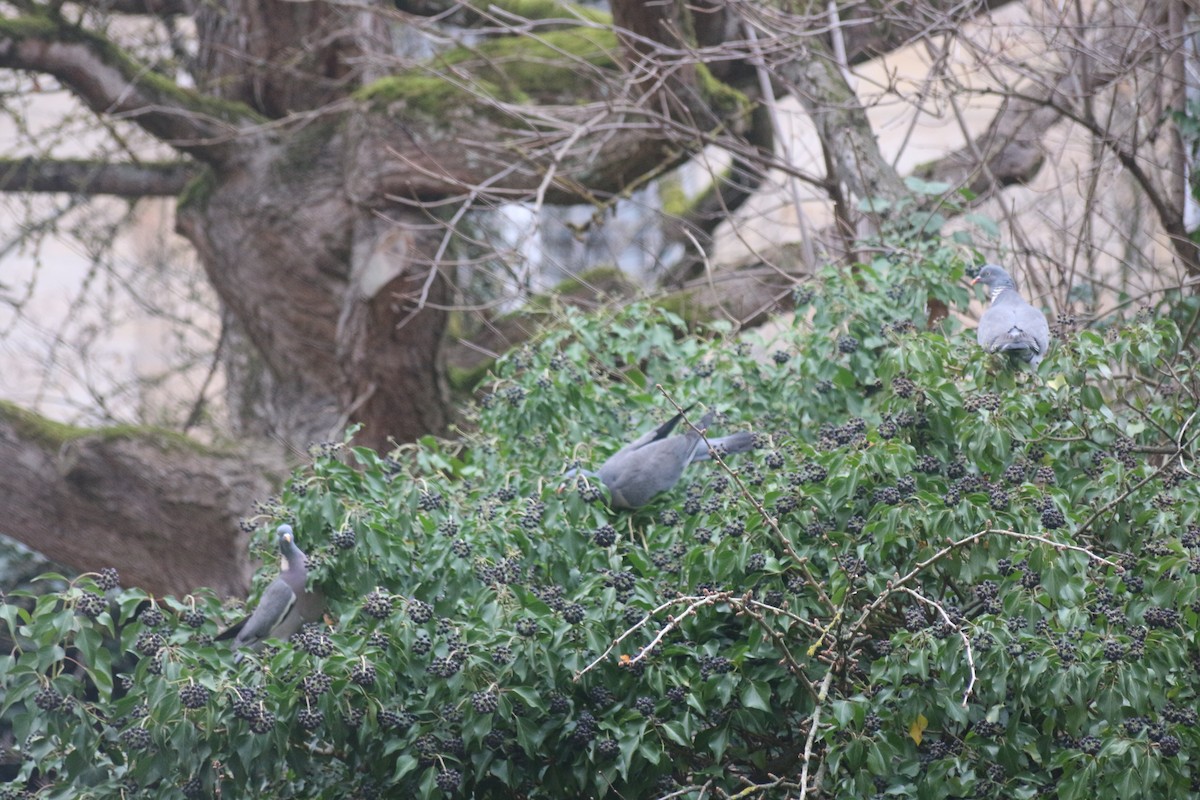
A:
[909,714,928,745]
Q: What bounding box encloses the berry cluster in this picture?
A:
[378,709,415,730]
[362,589,393,620]
[96,567,121,591]
[179,684,210,710]
[332,527,357,550]
[301,671,332,697]
[963,392,1002,413]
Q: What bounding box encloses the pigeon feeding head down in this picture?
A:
[972,263,1050,369]
[560,408,754,510]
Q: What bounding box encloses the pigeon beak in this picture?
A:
[971,276,981,286]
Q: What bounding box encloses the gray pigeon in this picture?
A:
[973,263,1050,368]
[562,409,754,509]
[216,524,314,655]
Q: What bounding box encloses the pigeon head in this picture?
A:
[277,523,297,568]
[971,264,1016,294]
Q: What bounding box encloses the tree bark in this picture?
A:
[0,403,280,596]
[0,158,195,197]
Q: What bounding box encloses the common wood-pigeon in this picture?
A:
[973,263,1050,368]
[217,524,314,655]
[563,409,754,510]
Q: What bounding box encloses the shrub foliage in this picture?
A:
[3,250,1199,799]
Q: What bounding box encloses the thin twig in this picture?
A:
[897,587,977,707]
[798,670,834,800]
[573,593,729,680]
[655,385,836,612]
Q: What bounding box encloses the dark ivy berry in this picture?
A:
[407,599,434,624]
[136,632,166,656]
[249,708,276,734]
[593,524,617,547]
[417,490,445,512]
[874,486,902,506]
[1159,734,1182,757]
[34,686,63,712]
[1041,506,1066,529]
[891,375,916,398]
[181,609,206,629]
[472,690,499,714]
[1077,735,1101,755]
[520,499,546,529]
[298,629,334,657]
[799,462,827,483]
[179,684,210,710]
[301,671,332,697]
[363,589,393,620]
[562,604,586,624]
[435,769,462,793]
[350,663,377,687]
[516,618,539,637]
[988,487,1009,510]
[379,709,415,730]
[1122,573,1145,594]
[491,645,512,665]
[572,711,598,744]
[77,591,106,619]
[298,707,324,731]
[139,606,165,627]
[120,726,152,750]
[1144,606,1180,629]
[332,527,356,550]
[596,738,620,760]
[699,655,733,678]
[837,335,859,353]
[96,567,121,591]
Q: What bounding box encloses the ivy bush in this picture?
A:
[2,247,1199,799]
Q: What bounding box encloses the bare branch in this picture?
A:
[897,586,977,707]
[0,14,262,164]
[75,0,190,15]
[0,157,196,197]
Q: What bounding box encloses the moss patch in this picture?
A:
[3,13,263,127]
[355,24,618,120]
[354,73,518,116]
[471,0,610,25]
[0,400,92,449]
[436,26,618,102]
[447,361,494,393]
[695,63,752,121]
[0,400,228,456]
[177,167,216,212]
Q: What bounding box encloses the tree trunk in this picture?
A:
[0,403,279,596]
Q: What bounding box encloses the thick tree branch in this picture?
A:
[778,38,908,208]
[0,14,263,165]
[0,401,285,597]
[0,157,196,197]
[78,0,190,14]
